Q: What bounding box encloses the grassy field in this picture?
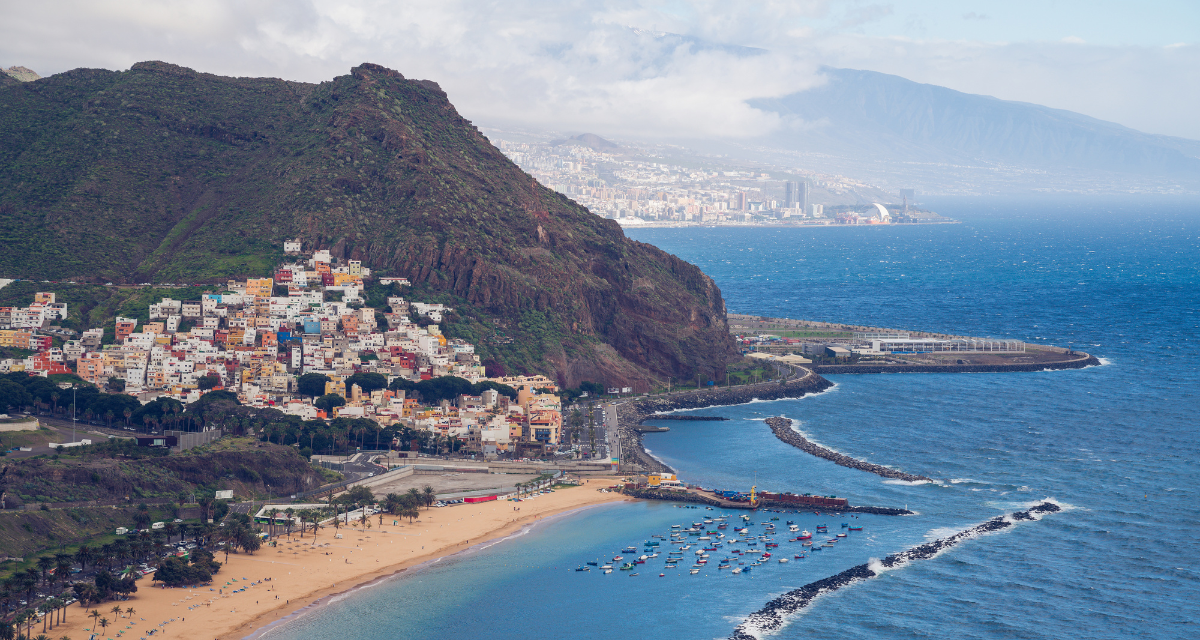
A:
[0,425,59,450]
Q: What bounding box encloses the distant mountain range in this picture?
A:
[751,67,1200,183]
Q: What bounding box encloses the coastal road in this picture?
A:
[604,403,620,472]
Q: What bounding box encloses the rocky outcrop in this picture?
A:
[765,416,931,482]
[730,501,1063,639]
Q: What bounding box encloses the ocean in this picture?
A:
[257,196,1199,640]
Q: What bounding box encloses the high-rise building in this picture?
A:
[734,192,747,210]
[785,180,809,212]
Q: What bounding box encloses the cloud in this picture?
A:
[0,0,1195,141]
[962,12,989,21]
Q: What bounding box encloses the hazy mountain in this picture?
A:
[751,67,1200,180]
[550,133,620,151]
[0,61,736,387]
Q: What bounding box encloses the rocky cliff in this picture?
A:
[0,61,737,388]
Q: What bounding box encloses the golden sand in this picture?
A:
[46,479,628,640]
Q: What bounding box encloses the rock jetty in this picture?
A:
[765,416,931,482]
[730,501,1063,640]
[646,415,729,421]
[617,369,834,473]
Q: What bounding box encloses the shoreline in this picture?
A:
[43,479,630,640]
[236,496,627,640]
[617,367,835,474]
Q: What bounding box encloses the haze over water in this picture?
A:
[262,196,1199,640]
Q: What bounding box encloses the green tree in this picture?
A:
[314,394,345,413]
[296,373,331,398]
[344,372,387,395]
[197,373,221,391]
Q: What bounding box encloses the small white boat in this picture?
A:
[778,557,789,563]
[788,524,799,532]
[603,569,612,574]
[836,533,847,538]
[639,555,648,560]
[731,567,742,574]
[600,565,612,570]
[698,536,711,541]
[689,568,700,574]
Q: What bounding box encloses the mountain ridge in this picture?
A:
[0,60,737,389]
[751,67,1200,179]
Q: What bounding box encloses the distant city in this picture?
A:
[490,133,954,226]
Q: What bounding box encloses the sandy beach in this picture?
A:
[46,478,628,640]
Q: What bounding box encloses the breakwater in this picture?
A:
[623,489,913,515]
[646,415,729,421]
[765,416,932,482]
[617,369,834,473]
[812,352,1099,375]
[730,501,1063,640]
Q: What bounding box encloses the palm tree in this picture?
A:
[74,545,93,571]
[297,511,307,539]
[50,392,59,415]
[87,610,100,632]
[406,487,421,508]
[126,607,135,619]
[105,410,115,429]
[423,485,436,508]
[164,522,177,544]
[98,617,109,634]
[54,555,72,590]
[284,508,295,539]
[123,407,133,428]
[37,556,54,586]
[110,605,122,619]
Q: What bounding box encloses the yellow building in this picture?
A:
[245,278,274,298]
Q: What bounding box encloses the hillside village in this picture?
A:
[0,247,564,455]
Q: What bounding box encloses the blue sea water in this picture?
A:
[260,196,1199,639]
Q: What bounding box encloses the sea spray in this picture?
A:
[729,501,1062,639]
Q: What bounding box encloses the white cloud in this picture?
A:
[0,0,1195,141]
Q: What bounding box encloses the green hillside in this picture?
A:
[0,61,736,387]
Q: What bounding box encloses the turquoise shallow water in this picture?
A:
[259,196,1199,639]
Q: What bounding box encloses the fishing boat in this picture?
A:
[779,557,789,563]
[798,530,812,540]
[659,573,665,577]
[690,568,700,574]
[718,563,730,569]
[698,536,711,541]
[849,526,863,531]
[576,566,590,572]
[630,573,639,577]
[822,543,835,548]
[816,524,828,532]
[586,561,598,566]
[639,555,648,560]
[836,533,847,538]
[603,569,612,574]
[794,554,803,559]
[623,547,637,553]
[788,524,799,532]
[731,567,742,574]
[613,556,624,561]
[601,564,613,570]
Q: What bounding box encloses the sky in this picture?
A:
[2,0,1197,141]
